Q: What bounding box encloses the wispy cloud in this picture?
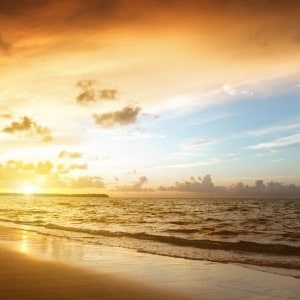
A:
[223,84,253,96]
[109,128,166,140]
[192,113,235,126]
[144,158,221,170]
[248,123,300,136]
[270,158,286,163]
[58,151,83,159]
[248,133,300,150]
[226,153,239,161]
[0,113,12,119]
[183,138,213,150]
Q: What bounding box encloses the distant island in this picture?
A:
[0,193,109,198]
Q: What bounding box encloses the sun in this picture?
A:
[22,185,38,195]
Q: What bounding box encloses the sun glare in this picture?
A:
[22,185,37,195]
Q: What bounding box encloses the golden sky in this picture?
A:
[0,1,300,195]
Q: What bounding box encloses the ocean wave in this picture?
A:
[43,223,300,256]
[165,229,199,234]
[1,220,299,274]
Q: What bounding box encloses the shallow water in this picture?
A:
[0,196,299,277]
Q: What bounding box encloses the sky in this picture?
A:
[0,0,299,196]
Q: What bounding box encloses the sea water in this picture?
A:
[0,196,299,277]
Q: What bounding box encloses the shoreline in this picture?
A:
[0,193,109,198]
[0,226,299,299]
[0,246,190,300]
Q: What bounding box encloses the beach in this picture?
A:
[1,1,300,298]
[0,233,191,300]
[0,248,192,300]
[0,225,299,300]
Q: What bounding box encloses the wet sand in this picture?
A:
[0,246,191,300]
[0,226,299,300]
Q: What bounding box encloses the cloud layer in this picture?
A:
[0,159,105,191]
[157,175,300,197]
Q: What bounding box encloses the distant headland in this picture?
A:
[0,193,109,198]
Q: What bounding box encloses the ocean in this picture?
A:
[0,196,299,278]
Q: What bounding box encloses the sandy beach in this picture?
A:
[0,245,192,300]
[0,226,299,300]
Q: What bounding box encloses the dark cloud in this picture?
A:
[93,106,141,128]
[1,0,299,71]
[157,175,300,197]
[58,151,83,159]
[76,80,118,104]
[158,175,216,192]
[2,116,52,142]
[227,180,300,197]
[74,0,300,22]
[116,176,152,192]
[0,0,52,16]
[2,1,300,34]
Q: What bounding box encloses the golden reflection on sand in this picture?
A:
[20,232,29,254]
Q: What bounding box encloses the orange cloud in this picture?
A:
[2,0,299,62]
[76,80,118,104]
[93,106,141,128]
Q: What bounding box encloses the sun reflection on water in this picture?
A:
[20,232,29,254]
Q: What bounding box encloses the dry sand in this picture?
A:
[0,246,192,300]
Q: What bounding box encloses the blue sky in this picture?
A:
[136,76,300,187]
